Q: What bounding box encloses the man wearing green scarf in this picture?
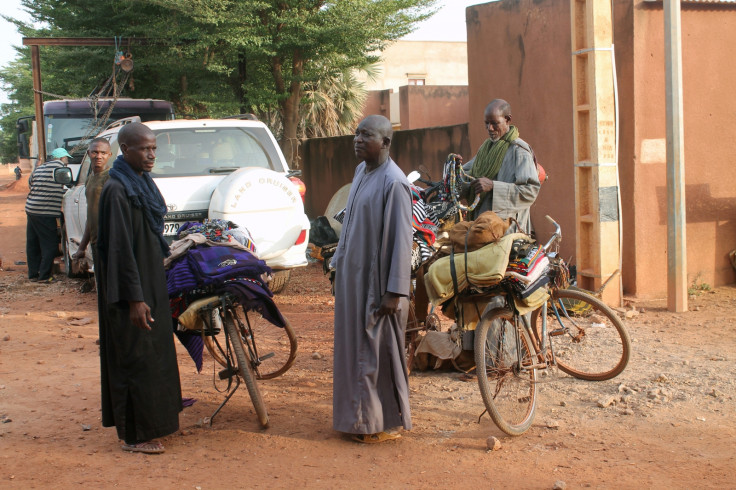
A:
[462,99,540,234]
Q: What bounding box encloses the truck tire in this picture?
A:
[269,270,291,294]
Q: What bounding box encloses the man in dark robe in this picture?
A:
[462,98,540,233]
[332,115,413,443]
[96,122,181,454]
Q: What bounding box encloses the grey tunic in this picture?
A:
[464,137,540,233]
[332,157,413,434]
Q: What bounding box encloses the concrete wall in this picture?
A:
[357,41,469,92]
[467,0,736,297]
[301,124,471,219]
[398,85,469,130]
[361,89,393,121]
[466,0,577,266]
[630,1,736,295]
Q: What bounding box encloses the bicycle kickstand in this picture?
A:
[209,374,241,425]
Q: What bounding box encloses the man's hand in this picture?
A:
[375,292,401,316]
[471,177,494,194]
[129,301,153,331]
[72,247,86,260]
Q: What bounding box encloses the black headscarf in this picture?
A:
[108,155,170,256]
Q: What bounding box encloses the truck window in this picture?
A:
[150,127,278,177]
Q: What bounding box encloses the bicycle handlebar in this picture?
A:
[413,178,444,198]
[541,215,561,252]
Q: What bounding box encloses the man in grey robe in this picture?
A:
[332,115,413,443]
[462,99,540,233]
[97,122,182,454]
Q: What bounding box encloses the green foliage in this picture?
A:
[687,274,712,296]
[0,0,438,164]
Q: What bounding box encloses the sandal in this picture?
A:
[351,432,401,444]
[121,440,165,454]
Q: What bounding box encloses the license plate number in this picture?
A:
[163,221,186,237]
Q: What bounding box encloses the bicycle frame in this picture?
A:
[198,293,266,424]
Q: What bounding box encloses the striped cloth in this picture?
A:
[25,160,66,217]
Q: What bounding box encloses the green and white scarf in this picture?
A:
[468,125,519,214]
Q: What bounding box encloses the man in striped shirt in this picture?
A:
[25,147,70,283]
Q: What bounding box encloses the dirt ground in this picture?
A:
[1,173,734,489]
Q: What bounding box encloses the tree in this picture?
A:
[151,0,438,165]
[300,62,379,139]
[0,0,438,164]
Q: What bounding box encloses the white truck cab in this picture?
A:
[61,118,310,292]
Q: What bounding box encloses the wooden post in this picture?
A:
[570,0,621,306]
[31,45,46,166]
[664,0,688,312]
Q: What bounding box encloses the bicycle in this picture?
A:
[529,218,631,381]
[471,216,630,435]
[194,293,297,428]
[404,173,454,373]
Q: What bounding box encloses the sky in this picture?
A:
[0,0,485,104]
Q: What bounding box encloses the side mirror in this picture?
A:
[16,116,33,159]
[54,167,73,185]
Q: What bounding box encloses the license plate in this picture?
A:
[163,221,186,237]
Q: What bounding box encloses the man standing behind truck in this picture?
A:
[25,147,71,283]
[72,137,112,271]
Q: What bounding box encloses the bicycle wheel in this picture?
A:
[531,288,631,381]
[474,308,537,436]
[405,295,440,374]
[204,309,297,380]
[405,298,419,374]
[223,310,269,428]
[247,312,298,380]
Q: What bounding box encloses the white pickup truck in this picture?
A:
[59,118,310,293]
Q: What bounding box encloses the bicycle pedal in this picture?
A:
[259,352,275,361]
[218,367,238,380]
[548,329,566,337]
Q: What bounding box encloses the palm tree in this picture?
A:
[299,63,379,139]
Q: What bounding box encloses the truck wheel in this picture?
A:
[269,270,291,294]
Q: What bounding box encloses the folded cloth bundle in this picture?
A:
[513,286,550,316]
[187,245,271,285]
[505,256,550,284]
[424,233,532,305]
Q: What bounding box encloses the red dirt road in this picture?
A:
[1,174,734,488]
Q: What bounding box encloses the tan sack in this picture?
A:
[424,232,532,305]
[447,211,511,252]
[177,295,221,331]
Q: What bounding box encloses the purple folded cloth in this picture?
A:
[167,255,199,297]
[221,277,286,328]
[174,328,204,372]
[186,246,271,285]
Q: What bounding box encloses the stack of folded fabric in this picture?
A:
[424,233,532,305]
[410,184,439,271]
[504,244,551,299]
[166,222,286,372]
